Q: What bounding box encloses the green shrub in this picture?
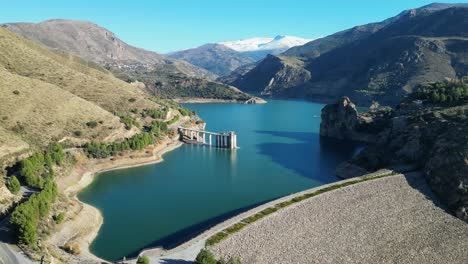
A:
[147,120,168,138]
[49,143,64,166]
[166,115,180,125]
[142,108,168,119]
[74,130,82,137]
[224,222,246,234]
[13,90,20,95]
[206,232,228,246]
[86,121,98,128]
[179,108,192,117]
[8,175,21,194]
[137,255,150,264]
[63,242,81,255]
[196,248,217,264]
[118,114,139,130]
[54,212,65,224]
[227,257,242,264]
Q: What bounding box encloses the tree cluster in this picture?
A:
[117,113,140,130]
[84,132,154,159]
[19,144,64,188]
[10,177,58,246]
[146,120,168,138]
[412,80,468,105]
[141,108,168,119]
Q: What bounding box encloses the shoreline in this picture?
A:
[172,97,267,104]
[48,135,184,263]
[172,98,246,104]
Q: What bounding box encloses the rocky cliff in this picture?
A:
[320,80,468,222]
[230,55,311,96]
[168,44,254,76]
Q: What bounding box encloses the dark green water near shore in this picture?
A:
[78,100,361,261]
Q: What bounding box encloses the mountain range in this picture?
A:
[168,35,313,77]
[219,35,315,61]
[2,19,251,101]
[168,44,255,76]
[2,3,467,107]
[225,3,468,106]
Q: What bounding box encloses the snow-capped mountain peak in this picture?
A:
[219,35,315,52]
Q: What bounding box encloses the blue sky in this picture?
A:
[2,0,464,53]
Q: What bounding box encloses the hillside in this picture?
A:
[168,44,254,76]
[0,27,180,163]
[229,55,311,95]
[320,80,468,222]
[227,5,468,106]
[2,19,252,100]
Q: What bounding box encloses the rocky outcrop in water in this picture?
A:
[320,97,382,143]
[244,97,267,104]
[320,97,359,139]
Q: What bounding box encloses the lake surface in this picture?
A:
[78,100,361,261]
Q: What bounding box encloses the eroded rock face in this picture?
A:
[321,95,468,222]
[230,55,311,96]
[320,97,380,143]
[320,97,359,139]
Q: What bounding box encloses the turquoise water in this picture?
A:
[78,100,361,261]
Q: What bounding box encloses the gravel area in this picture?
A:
[212,173,468,264]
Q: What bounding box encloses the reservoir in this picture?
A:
[78,100,361,261]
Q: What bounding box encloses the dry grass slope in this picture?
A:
[0,27,172,161]
[0,69,126,147]
[0,27,162,113]
[0,126,29,161]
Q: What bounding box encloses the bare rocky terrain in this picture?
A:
[168,43,254,76]
[212,173,468,264]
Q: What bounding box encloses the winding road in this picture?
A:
[0,184,38,264]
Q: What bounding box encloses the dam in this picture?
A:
[178,127,238,149]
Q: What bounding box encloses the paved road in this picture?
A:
[0,189,37,264]
[0,243,19,264]
[0,243,35,264]
[0,217,34,264]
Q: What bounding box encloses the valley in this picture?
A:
[0,2,466,264]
